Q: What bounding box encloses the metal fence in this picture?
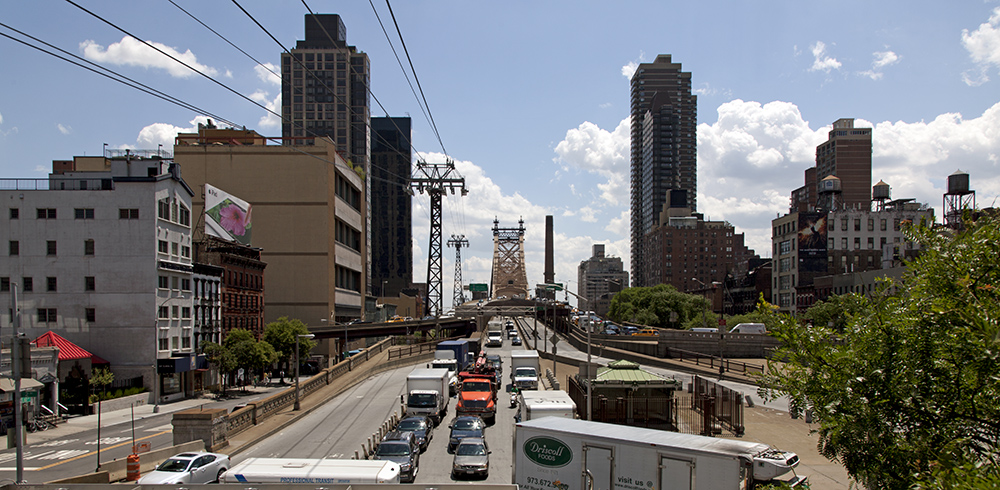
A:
[566,376,679,431]
[663,346,765,376]
[691,375,745,436]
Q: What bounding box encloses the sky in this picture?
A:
[2,1,999,310]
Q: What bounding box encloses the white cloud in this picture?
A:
[57,123,72,135]
[696,99,1000,256]
[809,41,842,73]
[136,116,212,148]
[860,50,900,80]
[255,63,280,85]
[962,7,1000,85]
[250,90,281,130]
[693,83,733,98]
[80,36,219,78]
[552,118,630,206]
[599,102,613,109]
[0,111,3,124]
[621,61,638,79]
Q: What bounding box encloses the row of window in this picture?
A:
[158,275,192,291]
[1,276,88,293]
[157,197,191,226]
[157,239,191,259]
[10,208,141,220]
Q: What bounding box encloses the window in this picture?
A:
[22,277,32,292]
[828,238,834,250]
[158,306,169,319]
[37,208,57,219]
[119,208,139,219]
[47,277,57,291]
[182,336,191,349]
[86,308,96,323]
[74,208,95,219]
[37,308,57,322]
[181,245,190,258]
[170,242,179,256]
[158,275,169,289]
[158,198,170,220]
[854,237,861,250]
[9,208,18,219]
[854,219,861,231]
[841,237,848,249]
[867,219,874,231]
[85,276,95,291]
[868,237,874,249]
[841,218,848,231]
[84,239,95,255]
[880,219,887,231]
[179,204,190,226]
[172,305,179,319]
[0,277,8,292]
[158,240,169,253]
[158,338,169,351]
[47,240,57,255]
[171,276,179,290]
[881,237,887,248]
[181,307,191,318]
[9,241,18,256]
[181,278,191,291]
[171,337,179,350]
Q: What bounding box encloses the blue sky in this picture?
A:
[2,1,998,309]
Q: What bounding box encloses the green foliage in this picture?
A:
[204,328,279,391]
[262,317,316,363]
[90,367,114,393]
[759,215,1000,489]
[802,293,866,332]
[607,284,705,328]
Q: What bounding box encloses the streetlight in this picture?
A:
[153,291,188,413]
[294,333,316,410]
[541,283,593,421]
[692,278,723,378]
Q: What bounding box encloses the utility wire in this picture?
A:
[384,0,447,157]
[0,24,238,128]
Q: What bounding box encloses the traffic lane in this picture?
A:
[415,327,517,484]
[235,368,410,461]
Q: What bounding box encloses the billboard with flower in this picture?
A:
[205,184,252,246]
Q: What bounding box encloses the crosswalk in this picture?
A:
[0,449,90,467]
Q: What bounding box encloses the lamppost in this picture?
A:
[691,278,723,378]
[293,333,316,410]
[541,283,593,421]
[153,291,188,413]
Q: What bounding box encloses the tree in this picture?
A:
[802,293,865,332]
[202,340,236,394]
[90,367,114,403]
[262,317,316,382]
[607,284,704,328]
[759,215,1000,489]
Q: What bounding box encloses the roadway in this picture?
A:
[234,318,525,484]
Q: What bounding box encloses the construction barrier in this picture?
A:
[125,454,140,481]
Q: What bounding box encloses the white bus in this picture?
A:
[220,458,400,484]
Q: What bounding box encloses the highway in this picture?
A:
[235,318,525,484]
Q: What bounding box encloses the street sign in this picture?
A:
[718,317,727,326]
[550,334,559,345]
[469,283,488,292]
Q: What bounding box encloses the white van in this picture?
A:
[690,327,718,333]
[729,323,767,334]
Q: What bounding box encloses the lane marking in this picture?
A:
[32,429,172,471]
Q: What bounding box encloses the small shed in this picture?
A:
[570,359,682,430]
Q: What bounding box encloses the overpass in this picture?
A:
[309,316,477,342]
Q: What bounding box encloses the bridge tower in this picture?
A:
[448,235,469,310]
[412,159,468,317]
[490,218,529,299]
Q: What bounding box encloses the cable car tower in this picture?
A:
[448,235,469,309]
[412,159,467,317]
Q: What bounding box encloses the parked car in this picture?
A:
[452,437,490,479]
[448,416,487,452]
[374,431,419,482]
[138,452,230,484]
[622,326,639,335]
[395,415,434,451]
[511,336,522,346]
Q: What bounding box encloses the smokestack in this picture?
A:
[544,215,554,284]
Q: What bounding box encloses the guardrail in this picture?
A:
[664,346,764,376]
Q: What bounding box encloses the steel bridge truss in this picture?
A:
[490,218,529,299]
[412,160,467,317]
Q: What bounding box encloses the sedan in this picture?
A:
[447,416,487,452]
[138,452,230,484]
[395,415,433,451]
[452,437,490,479]
[373,435,419,483]
[511,336,522,346]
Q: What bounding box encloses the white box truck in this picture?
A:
[404,368,450,424]
[513,417,806,490]
[429,354,460,395]
[220,458,400,484]
[516,389,576,422]
[510,350,540,390]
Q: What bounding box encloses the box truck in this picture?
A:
[220,458,400,484]
[513,417,805,490]
[510,350,540,390]
[429,356,460,395]
[403,368,450,424]
[437,339,471,370]
[516,389,576,422]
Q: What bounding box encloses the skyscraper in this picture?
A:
[370,117,413,298]
[630,55,697,286]
[281,15,370,169]
[790,118,872,212]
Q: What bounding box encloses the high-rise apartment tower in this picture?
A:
[630,55,697,286]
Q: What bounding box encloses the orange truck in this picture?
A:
[456,355,498,423]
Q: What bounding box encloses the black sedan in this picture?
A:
[447,416,487,452]
[395,415,434,451]
[511,336,522,346]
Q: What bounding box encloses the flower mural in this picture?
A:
[205,184,253,246]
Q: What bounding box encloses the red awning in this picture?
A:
[33,331,93,361]
[91,354,110,365]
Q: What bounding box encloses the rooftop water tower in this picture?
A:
[817,175,842,211]
[872,180,891,211]
[943,170,975,228]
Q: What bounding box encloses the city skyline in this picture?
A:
[2,2,999,308]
